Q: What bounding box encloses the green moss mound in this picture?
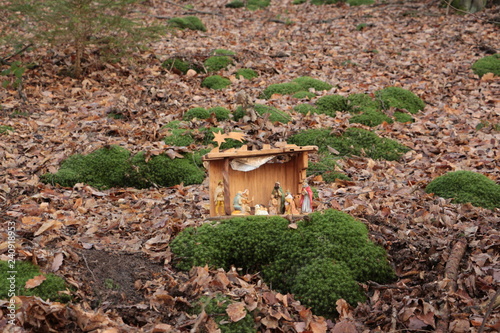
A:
[204,56,233,72]
[208,106,231,121]
[163,128,196,146]
[226,0,270,10]
[347,93,380,113]
[471,54,500,78]
[294,103,317,115]
[350,109,393,127]
[315,95,349,117]
[41,145,133,189]
[41,145,205,189]
[211,49,236,56]
[347,0,375,5]
[192,294,256,333]
[394,112,414,123]
[201,75,231,90]
[183,107,231,121]
[288,127,410,160]
[130,152,205,188]
[226,0,245,8]
[308,157,351,183]
[292,76,333,91]
[425,170,500,209]
[234,104,291,123]
[261,77,332,99]
[261,82,304,99]
[293,91,316,99]
[170,210,395,318]
[162,58,204,74]
[235,68,258,80]
[184,107,211,121]
[0,125,14,134]
[168,16,206,32]
[375,87,425,114]
[0,261,71,302]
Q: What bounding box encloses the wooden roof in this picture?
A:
[202,143,318,161]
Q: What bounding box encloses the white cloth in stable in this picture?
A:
[230,156,275,172]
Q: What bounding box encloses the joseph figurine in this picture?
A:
[271,182,285,214]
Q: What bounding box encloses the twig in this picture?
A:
[478,289,500,333]
[0,43,33,66]
[81,253,97,281]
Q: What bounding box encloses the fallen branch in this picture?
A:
[435,238,468,333]
[478,289,500,333]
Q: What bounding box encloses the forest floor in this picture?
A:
[1,0,499,332]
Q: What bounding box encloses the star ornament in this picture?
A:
[213,131,246,148]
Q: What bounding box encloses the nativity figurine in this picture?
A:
[214,180,225,216]
[300,181,313,214]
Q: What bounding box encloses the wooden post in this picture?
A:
[223,158,231,215]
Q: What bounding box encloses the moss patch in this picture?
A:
[261,76,332,99]
[234,104,291,123]
[201,75,231,90]
[41,145,205,189]
[471,54,500,78]
[308,157,351,183]
[226,0,270,10]
[170,210,395,318]
[425,170,500,209]
[168,16,206,31]
[315,95,349,117]
[288,127,410,160]
[293,91,316,99]
[184,107,211,121]
[294,103,317,115]
[350,109,394,127]
[204,56,233,72]
[0,125,14,134]
[235,68,258,80]
[163,128,196,146]
[0,261,72,302]
[375,86,425,114]
[162,58,203,74]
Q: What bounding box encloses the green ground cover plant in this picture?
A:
[41,145,205,189]
[0,125,14,134]
[234,104,292,123]
[191,294,256,333]
[288,127,410,160]
[314,95,349,117]
[163,128,196,146]
[235,68,258,79]
[0,261,71,302]
[168,16,206,31]
[261,76,332,99]
[170,210,395,318]
[307,157,351,183]
[201,75,231,90]
[162,58,200,74]
[471,54,500,78]
[349,109,394,127]
[375,87,425,114]
[204,56,233,72]
[293,91,316,99]
[183,107,210,121]
[425,170,500,209]
[294,103,317,115]
[226,0,270,10]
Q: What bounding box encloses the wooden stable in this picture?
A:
[203,142,318,217]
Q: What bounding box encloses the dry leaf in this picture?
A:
[51,252,64,272]
[25,275,47,289]
[226,302,247,322]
